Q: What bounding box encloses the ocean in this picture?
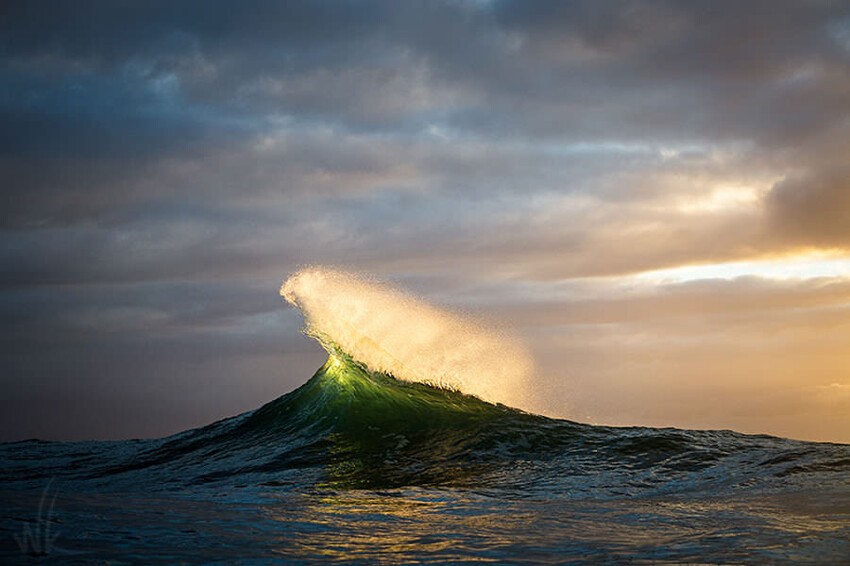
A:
[1,343,848,563]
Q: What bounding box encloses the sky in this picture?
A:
[1,0,849,443]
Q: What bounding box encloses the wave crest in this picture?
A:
[281,267,534,409]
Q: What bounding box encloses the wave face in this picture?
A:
[1,276,849,561]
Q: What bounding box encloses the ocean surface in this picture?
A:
[1,341,849,563]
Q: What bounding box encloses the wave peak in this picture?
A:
[281,268,534,410]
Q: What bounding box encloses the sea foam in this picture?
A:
[281,267,533,409]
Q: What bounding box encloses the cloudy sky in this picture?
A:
[2,0,849,443]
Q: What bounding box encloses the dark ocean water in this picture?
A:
[2,349,849,563]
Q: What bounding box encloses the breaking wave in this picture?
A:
[280,267,534,409]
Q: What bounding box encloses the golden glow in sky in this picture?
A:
[634,252,850,284]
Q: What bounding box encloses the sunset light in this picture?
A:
[634,252,850,284]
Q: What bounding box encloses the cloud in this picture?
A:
[766,165,850,246]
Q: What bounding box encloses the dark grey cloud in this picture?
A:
[3,0,847,139]
[7,0,843,145]
[0,67,225,158]
[500,0,848,147]
[0,1,382,63]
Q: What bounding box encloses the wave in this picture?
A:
[3,343,847,498]
[281,267,534,409]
